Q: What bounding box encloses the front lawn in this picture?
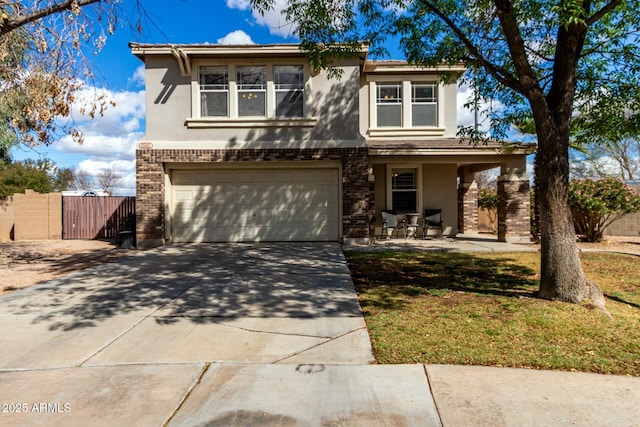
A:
[345,251,640,376]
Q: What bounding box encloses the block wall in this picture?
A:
[0,190,62,240]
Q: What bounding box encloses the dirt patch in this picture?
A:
[0,240,137,295]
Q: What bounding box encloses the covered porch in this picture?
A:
[367,139,535,243]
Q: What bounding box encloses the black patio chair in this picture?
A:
[422,209,444,239]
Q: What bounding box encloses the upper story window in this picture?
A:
[368,79,444,136]
[376,83,402,127]
[412,83,437,127]
[192,64,309,124]
[275,65,304,117]
[237,66,267,117]
[199,66,228,117]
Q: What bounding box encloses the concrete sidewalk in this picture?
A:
[0,242,638,426]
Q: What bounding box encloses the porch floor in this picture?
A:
[348,233,539,253]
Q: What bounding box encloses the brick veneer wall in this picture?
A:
[497,178,531,242]
[136,146,370,246]
[457,183,478,233]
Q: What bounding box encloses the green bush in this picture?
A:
[569,178,640,242]
[478,188,498,233]
[478,188,498,210]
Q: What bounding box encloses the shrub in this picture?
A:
[478,188,498,233]
[569,178,640,242]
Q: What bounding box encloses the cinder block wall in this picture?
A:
[4,190,63,240]
[604,185,640,237]
[0,197,15,241]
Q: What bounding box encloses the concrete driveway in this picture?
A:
[4,242,639,426]
[0,243,440,426]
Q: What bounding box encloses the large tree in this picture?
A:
[0,1,145,153]
[253,0,640,309]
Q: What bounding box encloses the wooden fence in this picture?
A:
[62,196,136,240]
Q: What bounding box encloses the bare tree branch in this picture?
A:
[0,0,101,36]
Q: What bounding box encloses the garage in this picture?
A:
[170,168,340,242]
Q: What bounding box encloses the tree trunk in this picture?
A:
[535,123,607,310]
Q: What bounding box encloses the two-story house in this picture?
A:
[131,43,533,248]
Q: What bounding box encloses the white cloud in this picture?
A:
[52,68,146,196]
[227,0,295,38]
[71,88,145,135]
[226,0,251,10]
[217,30,255,45]
[57,132,140,161]
[456,81,504,133]
[127,65,145,88]
[252,1,296,37]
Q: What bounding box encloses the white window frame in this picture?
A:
[188,61,315,128]
[375,82,403,127]
[237,65,267,117]
[411,82,438,127]
[368,77,445,137]
[274,65,305,118]
[199,66,229,117]
[386,164,422,214]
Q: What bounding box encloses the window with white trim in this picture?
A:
[195,64,307,120]
[411,83,437,126]
[237,66,266,117]
[391,167,418,213]
[199,66,229,117]
[275,65,304,117]
[376,82,402,127]
[370,80,441,131]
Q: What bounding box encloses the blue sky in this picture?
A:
[10,0,487,195]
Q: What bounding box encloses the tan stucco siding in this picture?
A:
[422,164,458,236]
[141,55,363,146]
[143,56,191,142]
[442,82,458,138]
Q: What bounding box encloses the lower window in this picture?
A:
[391,168,418,213]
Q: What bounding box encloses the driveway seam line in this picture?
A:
[423,365,445,427]
[77,315,149,367]
[271,326,368,364]
[208,320,340,339]
[161,362,211,427]
[78,276,207,367]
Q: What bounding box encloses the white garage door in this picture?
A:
[171,168,340,242]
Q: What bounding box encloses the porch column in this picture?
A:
[136,143,166,248]
[497,159,531,243]
[458,167,478,234]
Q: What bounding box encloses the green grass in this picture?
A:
[345,251,640,376]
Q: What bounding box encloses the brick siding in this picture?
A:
[458,183,478,233]
[497,178,531,242]
[136,147,370,245]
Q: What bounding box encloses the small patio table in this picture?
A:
[405,213,420,239]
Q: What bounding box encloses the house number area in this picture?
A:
[2,402,71,413]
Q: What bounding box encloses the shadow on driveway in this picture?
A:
[0,243,362,332]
